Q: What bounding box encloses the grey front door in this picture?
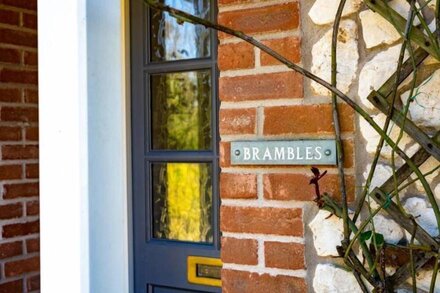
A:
[130,0,221,292]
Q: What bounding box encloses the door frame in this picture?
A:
[130,0,221,291]
[39,0,133,292]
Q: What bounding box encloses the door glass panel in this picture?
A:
[150,0,211,61]
[151,70,212,150]
[152,163,213,243]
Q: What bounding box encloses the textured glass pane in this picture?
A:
[150,0,210,61]
[151,70,211,150]
[152,163,213,243]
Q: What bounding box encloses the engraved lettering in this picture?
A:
[252,147,260,160]
[306,147,313,160]
[314,147,322,160]
[296,147,304,160]
[231,140,336,165]
[274,147,285,160]
[243,147,251,160]
[263,148,272,160]
[287,147,295,160]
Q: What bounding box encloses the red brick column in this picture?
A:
[0,0,39,292]
[217,1,355,292]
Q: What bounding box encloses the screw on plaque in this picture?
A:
[324,149,332,156]
[234,150,241,156]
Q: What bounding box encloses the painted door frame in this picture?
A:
[131,0,221,291]
[39,0,133,292]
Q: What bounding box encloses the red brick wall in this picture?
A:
[0,0,39,292]
[217,1,354,292]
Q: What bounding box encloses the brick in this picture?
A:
[26,200,39,216]
[0,0,37,11]
[0,47,21,64]
[0,28,37,47]
[221,238,258,265]
[218,3,299,37]
[2,145,38,160]
[27,274,40,291]
[218,42,254,70]
[263,173,355,202]
[0,88,21,102]
[0,126,21,141]
[0,68,38,85]
[219,108,256,135]
[265,242,305,270]
[2,220,39,238]
[261,37,301,66]
[24,89,38,103]
[5,256,39,277]
[0,203,22,219]
[0,9,19,26]
[263,104,354,135]
[25,203,39,220]
[221,206,303,236]
[0,164,22,180]
[1,106,38,122]
[220,173,257,199]
[220,72,303,102]
[25,127,38,141]
[0,280,23,293]
[0,241,22,259]
[26,238,39,253]
[23,13,37,30]
[220,141,231,168]
[3,183,39,199]
[24,51,37,66]
[222,269,307,293]
[25,163,39,178]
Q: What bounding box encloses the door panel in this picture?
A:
[131,0,220,292]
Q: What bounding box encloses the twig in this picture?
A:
[332,0,349,243]
[410,219,418,292]
[309,167,327,208]
[390,0,418,219]
[436,0,440,42]
[353,0,416,224]
[429,254,439,293]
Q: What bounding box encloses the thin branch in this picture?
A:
[410,220,418,292]
[331,0,349,243]
[436,0,440,42]
[353,1,416,224]
[429,254,439,293]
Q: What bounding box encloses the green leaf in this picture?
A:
[372,233,385,247]
[360,231,373,242]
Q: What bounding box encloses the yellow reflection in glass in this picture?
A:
[152,163,212,243]
[167,163,201,241]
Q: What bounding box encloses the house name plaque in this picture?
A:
[230,140,337,165]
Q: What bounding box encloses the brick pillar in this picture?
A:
[0,0,39,292]
[218,1,355,292]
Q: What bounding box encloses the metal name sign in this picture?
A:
[231,140,337,165]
